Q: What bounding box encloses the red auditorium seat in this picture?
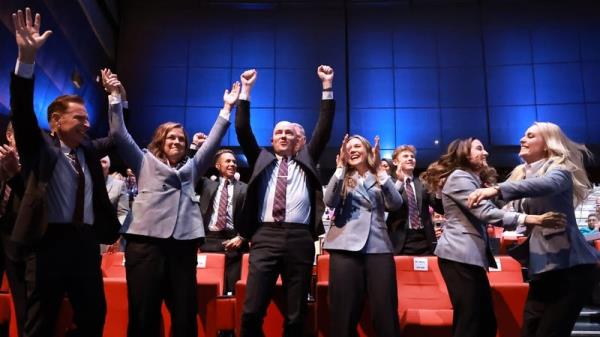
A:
[488,256,529,337]
[235,253,316,337]
[101,252,127,278]
[0,273,12,334]
[100,252,166,337]
[195,253,227,337]
[395,256,453,337]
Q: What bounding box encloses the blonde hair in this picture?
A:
[507,122,591,206]
[341,135,379,198]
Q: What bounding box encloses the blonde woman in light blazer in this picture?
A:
[104,69,239,337]
[323,135,403,337]
[421,137,564,337]
[469,122,599,337]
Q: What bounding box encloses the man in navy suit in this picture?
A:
[235,66,335,337]
[10,9,120,337]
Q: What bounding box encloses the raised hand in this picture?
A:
[192,132,207,147]
[372,135,381,166]
[240,69,257,98]
[336,134,349,168]
[317,65,334,88]
[101,68,127,100]
[223,81,241,110]
[12,8,53,64]
[0,145,21,179]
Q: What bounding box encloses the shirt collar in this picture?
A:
[60,139,75,155]
[524,158,547,178]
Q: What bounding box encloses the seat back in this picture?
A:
[101,252,126,278]
[316,254,329,283]
[488,256,524,284]
[196,253,226,295]
[395,256,452,313]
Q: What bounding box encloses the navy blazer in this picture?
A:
[9,74,120,245]
[196,177,247,231]
[387,176,443,254]
[235,99,335,240]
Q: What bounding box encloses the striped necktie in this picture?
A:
[272,157,288,222]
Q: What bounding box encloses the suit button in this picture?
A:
[162,184,167,191]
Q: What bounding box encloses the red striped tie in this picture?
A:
[405,178,421,230]
[215,179,230,230]
[272,157,288,222]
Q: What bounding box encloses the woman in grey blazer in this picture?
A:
[323,135,403,337]
[469,122,599,337]
[421,137,563,337]
[103,70,240,337]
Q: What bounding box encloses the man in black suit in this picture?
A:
[197,148,248,294]
[235,66,335,337]
[387,144,443,255]
[10,8,120,337]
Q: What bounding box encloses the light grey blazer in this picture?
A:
[108,101,230,240]
[499,164,599,276]
[434,169,521,269]
[323,169,403,254]
[105,175,130,225]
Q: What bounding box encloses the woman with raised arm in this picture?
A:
[468,122,599,337]
[323,134,403,337]
[420,137,565,337]
[103,69,239,337]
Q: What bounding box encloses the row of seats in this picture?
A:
[0,253,528,337]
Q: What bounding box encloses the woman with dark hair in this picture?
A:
[468,122,599,337]
[103,69,240,337]
[420,137,564,337]
[323,134,403,337]
[379,158,394,176]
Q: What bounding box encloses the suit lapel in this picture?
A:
[353,173,373,204]
[231,180,242,216]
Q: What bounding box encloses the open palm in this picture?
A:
[13,8,52,62]
[223,81,241,106]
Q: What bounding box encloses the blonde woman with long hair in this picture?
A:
[469,122,599,337]
[323,134,403,337]
[421,137,564,337]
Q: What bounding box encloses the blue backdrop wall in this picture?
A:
[116,1,600,169]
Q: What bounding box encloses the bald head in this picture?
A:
[272,121,298,157]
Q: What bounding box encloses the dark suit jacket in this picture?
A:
[9,73,120,245]
[387,176,443,255]
[196,176,247,232]
[234,99,335,240]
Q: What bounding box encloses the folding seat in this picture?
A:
[395,256,453,337]
[488,256,529,337]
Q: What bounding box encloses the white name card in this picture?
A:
[197,255,207,269]
[489,257,502,272]
[413,257,429,271]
